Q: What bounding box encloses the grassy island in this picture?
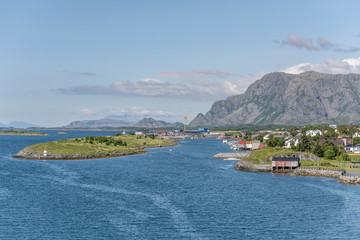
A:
[0,129,47,136]
[13,134,175,160]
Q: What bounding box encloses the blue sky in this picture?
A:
[2,0,360,127]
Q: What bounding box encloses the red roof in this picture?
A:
[239,140,245,144]
[246,141,252,144]
[258,145,264,149]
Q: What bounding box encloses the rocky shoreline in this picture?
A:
[234,160,272,172]
[233,159,360,185]
[12,144,176,160]
[0,133,48,136]
[293,167,345,178]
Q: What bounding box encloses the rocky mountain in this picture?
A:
[133,118,183,128]
[64,118,134,128]
[190,71,360,127]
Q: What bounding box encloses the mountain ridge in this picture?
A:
[132,117,183,128]
[190,71,360,127]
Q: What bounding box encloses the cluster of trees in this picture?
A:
[265,135,285,147]
[297,135,349,161]
[263,134,350,161]
[83,136,127,146]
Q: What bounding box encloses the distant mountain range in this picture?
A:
[132,118,183,128]
[63,118,134,128]
[190,71,360,127]
[63,117,183,129]
[0,121,40,128]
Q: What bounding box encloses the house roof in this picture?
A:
[319,138,343,146]
[272,157,300,162]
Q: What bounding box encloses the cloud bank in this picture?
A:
[58,70,256,100]
[279,33,359,52]
[282,57,360,74]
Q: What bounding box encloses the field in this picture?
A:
[244,147,360,171]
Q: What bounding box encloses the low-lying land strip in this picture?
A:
[13,134,175,160]
[0,129,47,136]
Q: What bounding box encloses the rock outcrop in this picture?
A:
[234,159,272,172]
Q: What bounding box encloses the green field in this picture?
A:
[25,134,174,156]
[244,147,359,171]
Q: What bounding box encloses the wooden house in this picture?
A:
[272,156,300,170]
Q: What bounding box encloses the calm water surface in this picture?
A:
[0,131,360,239]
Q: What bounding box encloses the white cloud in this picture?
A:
[279,33,359,52]
[282,33,317,51]
[282,57,360,74]
[58,71,260,100]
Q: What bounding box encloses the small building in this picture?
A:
[154,131,168,136]
[272,156,300,170]
[246,141,252,150]
[306,129,323,137]
[198,128,209,133]
[353,132,360,138]
[341,137,354,146]
[135,130,150,135]
[252,140,261,150]
[284,138,299,148]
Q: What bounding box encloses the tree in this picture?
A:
[298,135,311,152]
[312,142,324,157]
[324,148,336,160]
[322,140,339,157]
[290,130,298,137]
[354,137,360,145]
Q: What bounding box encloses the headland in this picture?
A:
[13,134,175,160]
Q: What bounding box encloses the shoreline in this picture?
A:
[0,133,48,136]
[12,143,177,160]
[234,159,360,185]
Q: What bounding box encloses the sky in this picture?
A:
[2,0,360,127]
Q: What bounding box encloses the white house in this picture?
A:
[306,130,323,137]
[353,132,360,138]
[284,138,299,148]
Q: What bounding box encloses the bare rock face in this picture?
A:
[190,71,360,127]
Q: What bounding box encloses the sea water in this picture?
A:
[0,131,360,239]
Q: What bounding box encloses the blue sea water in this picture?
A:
[1,130,360,239]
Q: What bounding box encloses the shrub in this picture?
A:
[324,148,336,160]
[340,153,351,162]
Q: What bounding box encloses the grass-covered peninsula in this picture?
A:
[13,134,175,160]
[0,129,47,136]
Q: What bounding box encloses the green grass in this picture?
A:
[243,147,315,164]
[244,147,360,171]
[26,135,174,156]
